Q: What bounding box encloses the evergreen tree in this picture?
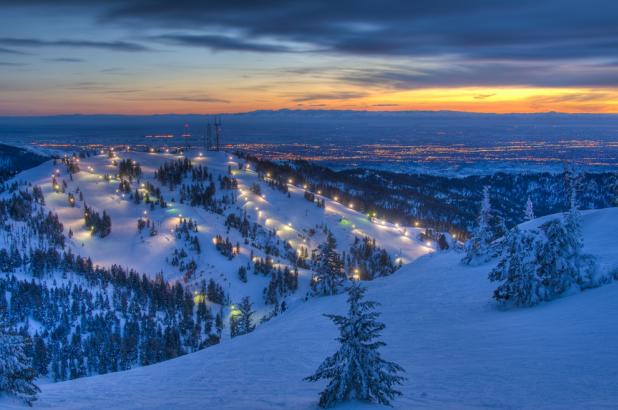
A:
[230,297,255,338]
[524,196,535,221]
[311,233,345,296]
[564,183,582,249]
[0,325,40,406]
[237,266,247,283]
[31,335,49,376]
[490,218,597,307]
[489,228,544,306]
[305,284,405,408]
[538,219,593,297]
[462,185,506,265]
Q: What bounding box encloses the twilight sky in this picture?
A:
[1,0,618,115]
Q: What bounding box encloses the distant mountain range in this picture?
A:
[2,109,618,121]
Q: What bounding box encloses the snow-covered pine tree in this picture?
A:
[304,283,405,408]
[563,180,582,248]
[490,217,597,307]
[230,297,255,338]
[489,228,544,306]
[311,232,345,296]
[538,218,597,296]
[0,325,40,406]
[524,196,535,221]
[462,186,505,265]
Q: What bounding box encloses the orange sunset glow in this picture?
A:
[1,2,617,115]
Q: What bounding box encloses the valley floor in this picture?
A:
[5,208,618,409]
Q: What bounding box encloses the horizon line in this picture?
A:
[2,108,618,118]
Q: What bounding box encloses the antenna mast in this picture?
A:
[206,122,213,151]
[214,116,222,151]
[181,123,191,151]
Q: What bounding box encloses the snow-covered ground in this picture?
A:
[5,207,618,409]
[11,149,432,316]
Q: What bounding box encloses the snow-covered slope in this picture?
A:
[13,149,431,317]
[8,208,618,409]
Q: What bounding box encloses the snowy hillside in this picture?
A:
[6,207,618,409]
[12,149,431,317]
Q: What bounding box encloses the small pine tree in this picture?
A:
[0,326,40,406]
[238,266,248,283]
[489,228,544,306]
[230,297,255,338]
[538,219,589,297]
[524,196,535,221]
[462,186,506,265]
[305,284,405,408]
[311,233,345,296]
[564,185,582,249]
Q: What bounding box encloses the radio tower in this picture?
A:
[214,116,222,151]
[181,123,191,151]
[206,122,213,151]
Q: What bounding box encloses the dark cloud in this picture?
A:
[118,94,230,103]
[474,94,496,100]
[292,91,368,102]
[0,61,27,66]
[340,62,618,88]
[0,46,27,55]
[152,34,291,53]
[4,1,618,90]
[0,37,150,52]
[97,1,618,61]
[161,96,230,104]
[45,57,84,62]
